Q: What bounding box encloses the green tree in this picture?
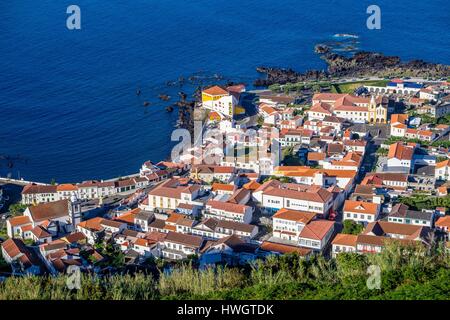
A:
[8,203,28,217]
[342,220,364,235]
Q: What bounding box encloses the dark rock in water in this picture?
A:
[143,101,150,107]
[166,106,174,112]
[159,94,171,101]
[314,44,330,54]
[254,48,450,86]
[178,91,187,101]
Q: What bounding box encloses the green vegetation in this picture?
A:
[0,227,8,240]
[0,242,448,300]
[331,80,389,94]
[8,203,28,217]
[408,112,450,126]
[269,81,332,94]
[262,176,293,183]
[384,136,422,146]
[398,194,450,211]
[0,255,10,273]
[282,146,304,166]
[89,240,125,268]
[23,239,35,246]
[376,147,388,156]
[342,220,364,235]
[384,134,450,149]
[290,104,310,116]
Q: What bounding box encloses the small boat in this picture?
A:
[136,89,141,96]
[143,101,150,107]
[166,106,174,112]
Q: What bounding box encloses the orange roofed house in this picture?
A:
[298,219,335,251]
[343,200,380,225]
[435,159,450,181]
[331,233,358,257]
[201,85,242,118]
[435,216,450,239]
[21,199,81,236]
[311,93,388,124]
[204,200,254,224]
[253,179,336,217]
[387,142,416,172]
[191,165,236,183]
[161,231,204,260]
[1,238,42,275]
[361,172,408,191]
[272,208,317,243]
[143,178,204,212]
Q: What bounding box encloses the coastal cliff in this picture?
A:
[255,50,450,86]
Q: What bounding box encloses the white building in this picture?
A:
[343,200,380,225]
[160,231,204,260]
[253,180,334,217]
[298,220,335,251]
[201,86,238,118]
[272,208,317,243]
[204,200,253,224]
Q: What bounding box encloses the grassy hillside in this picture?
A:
[0,241,449,300]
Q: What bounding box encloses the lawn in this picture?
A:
[331,80,389,94]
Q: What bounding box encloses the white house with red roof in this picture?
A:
[331,233,357,257]
[298,220,335,251]
[312,93,388,124]
[435,216,450,239]
[343,200,380,224]
[253,179,334,217]
[204,200,253,224]
[390,123,408,137]
[323,152,362,172]
[160,231,204,260]
[201,85,239,118]
[387,142,416,171]
[21,184,58,205]
[435,159,450,180]
[307,102,333,121]
[1,238,41,274]
[272,208,317,243]
[144,178,204,211]
[259,103,280,125]
[6,216,33,239]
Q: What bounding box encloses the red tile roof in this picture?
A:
[203,85,229,96]
[299,220,335,240]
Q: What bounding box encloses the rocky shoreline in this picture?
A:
[254,50,450,86]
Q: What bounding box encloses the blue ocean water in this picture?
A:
[0,0,448,183]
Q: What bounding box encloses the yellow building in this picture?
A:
[201,85,238,118]
[367,95,387,124]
